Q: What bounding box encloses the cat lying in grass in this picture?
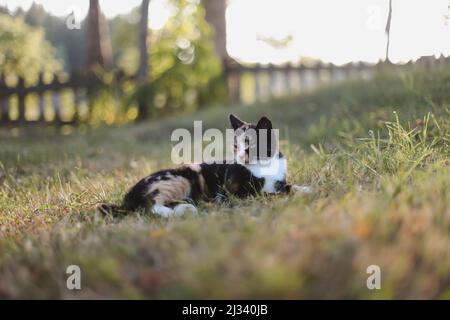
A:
[98,114,312,217]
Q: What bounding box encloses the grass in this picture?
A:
[0,66,449,299]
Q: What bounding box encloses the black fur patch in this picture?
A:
[200,162,265,199]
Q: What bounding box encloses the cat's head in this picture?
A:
[229,114,278,165]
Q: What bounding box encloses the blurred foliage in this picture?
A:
[22,2,86,71]
[0,1,227,123]
[128,0,225,118]
[109,7,140,75]
[0,14,62,84]
[96,0,227,120]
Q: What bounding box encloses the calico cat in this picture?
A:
[97,114,311,217]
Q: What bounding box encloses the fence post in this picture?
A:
[51,75,62,124]
[329,63,340,83]
[228,71,241,104]
[312,64,321,89]
[324,63,333,84]
[70,71,81,123]
[342,63,351,80]
[72,88,81,123]
[298,64,307,92]
[349,62,358,79]
[267,64,277,98]
[37,73,45,123]
[17,77,26,123]
[223,58,241,103]
[253,64,262,102]
[0,73,9,123]
[225,59,241,104]
[283,64,292,95]
[356,62,364,78]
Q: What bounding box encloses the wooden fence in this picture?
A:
[224,55,450,105]
[0,55,448,126]
[0,70,133,126]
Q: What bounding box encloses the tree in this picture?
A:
[86,0,112,71]
[202,0,228,62]
[23,2,85,71]
[0,15,61,82]
[109,6,139,72]
[137,0,150,120]
[24,2,46,26]
[0,5,8,15]
[138,0,150,82]
[129,0,222,118]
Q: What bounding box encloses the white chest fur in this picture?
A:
[245,154,287,193]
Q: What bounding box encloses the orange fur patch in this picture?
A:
[146,176,191,205]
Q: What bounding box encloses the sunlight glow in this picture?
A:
[227,0,450,64]
[2,0,450,64]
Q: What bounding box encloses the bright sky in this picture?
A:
[2,0,450,64]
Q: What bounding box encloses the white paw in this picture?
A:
[173,204,198,216]
[152,204,175,218]
[292,185,314,194]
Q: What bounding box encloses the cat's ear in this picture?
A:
[229,114,245,130]
[256,116,272,130]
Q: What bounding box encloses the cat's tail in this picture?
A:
[96,203,129,217]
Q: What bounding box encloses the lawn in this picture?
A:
[0,66,449,299]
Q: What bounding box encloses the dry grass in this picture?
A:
[0,66,449,299]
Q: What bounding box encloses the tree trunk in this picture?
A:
[138,0,150,82]
[86,0,112,71]
[137,0,150,120]
[203,0,232,105]
[385,0,392,62]
[203,0,228,62]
